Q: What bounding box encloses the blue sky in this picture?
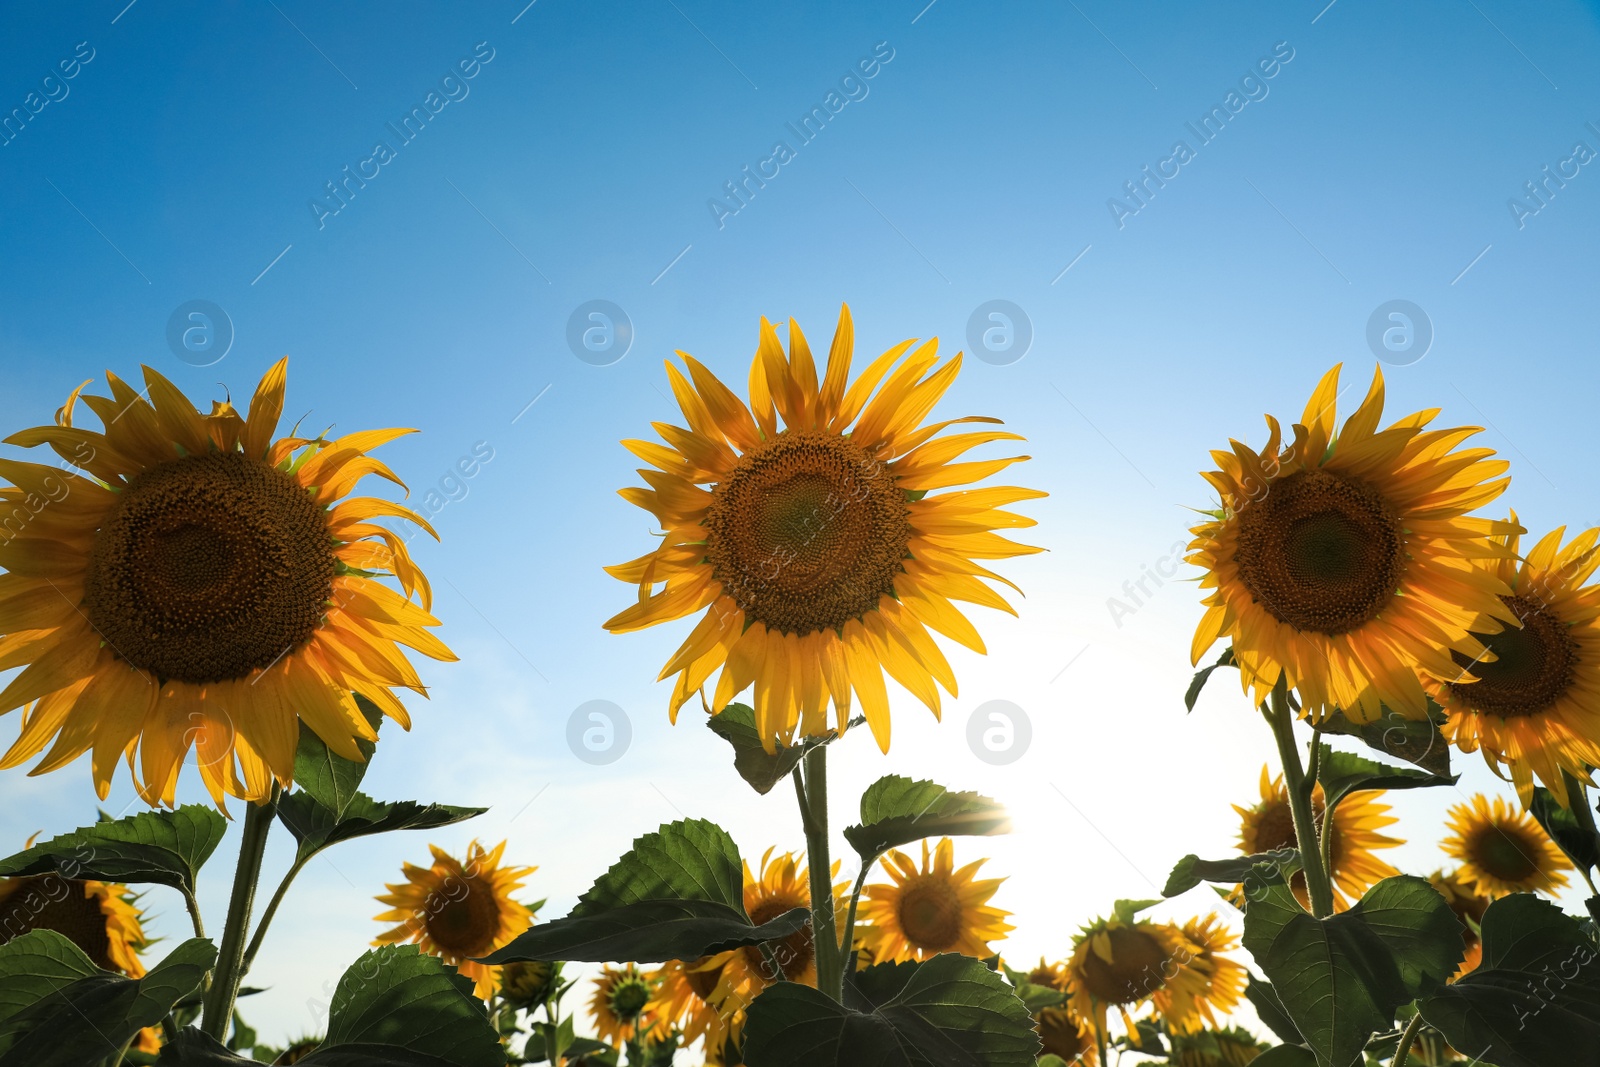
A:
[3,0,1599,1050]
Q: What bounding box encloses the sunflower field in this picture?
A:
[0,305,1596,1067]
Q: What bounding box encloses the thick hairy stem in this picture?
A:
[1266,681,1335,918]
[202,786,279,1039]
[838,861,874,979]
[1392,1012,1426,1067]
[799,747,842,1001]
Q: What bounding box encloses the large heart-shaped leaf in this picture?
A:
[1163,851,1299,898]
[482,819,808,965]
[1244,976,1302,1045]
[742,954,1039,1066]
[0,807,225,895]
[843,777,1010,861]
[291,694,383,819]
[705,703,852,795]
[1316,705,1452,778]
[1419,894,1600,1067]
[1242,873,1462,1067]
[277,790,486,862]
[1314,744,1454,809]
[0,932,214,1065]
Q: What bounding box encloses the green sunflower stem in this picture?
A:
[1392,1011,1426,1067]
[1266,680,1335,919]
[202,784,280,1040]
[798,746,843,1002]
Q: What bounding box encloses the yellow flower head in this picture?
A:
[0,360,454,808]
[1235,766,1403,910]
[855,837,1012,964]
[1068,913,1204,1039]
[0,874,148,976]
[604,305,1043,752]
[590,963,656,1049]
[714,848,846,1002]
[1429,868,1492,981]
[1157,914,1248,1035]
[1428,520,1600,808]
[373,839,535,999]
[1188,364,1517,722]
[647,955,740,1060]
[1441,794,1570,898]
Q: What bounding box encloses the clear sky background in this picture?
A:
[2,0,1599,1052]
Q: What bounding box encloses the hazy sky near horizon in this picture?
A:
[3,0,1600,1052]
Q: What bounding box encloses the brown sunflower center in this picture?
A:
[1246,795,1342,898]
[1466,826,1540,884]
[1078,926,1171,1005]
[0,877,116,971]
[1233,469,1404,636]
[607,974,652,1022]
[685,958,725,1001]
[1037,1007,1090,1061]
[896,876,964,952]
[704,430,909,636]
[743,897,814,981]
[424,877,502,957]
[85,452,336,685]
[1447,596,1577,718]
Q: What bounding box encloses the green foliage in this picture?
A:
[0,806,225,895]
[291,694,383,819]
[483,819,808,964]
[1528,786,1600,877]
[705,703,849,795]
[998,961,1066,1013]
[1241,874,1463,1067]
[1419,894,1600,1067]
[1251,1047,1319,1066]
[1163,851,1299,898]
[0,931,214,1066]
[1244,975,1302,1045]
[276,790,486,863]
[742,954,1040,1066]
[1313,744,1455,809]
[1316,703,1452,778]
[843,776,1010,860]
[1185,646,1236,712]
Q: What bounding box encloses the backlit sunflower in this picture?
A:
[590,964,656,1048]
[1024,960,1098,1066]
[1067,910,1209,1039]
[1441,794,1570,898]
[1155,914,1247,1035]
[0,360,453,808]
[1429,868,1491,980]
[0,874,149,975]
[647,955,739,1059]
[1169,1027,1270,1067]
[1425,521,1600,808]
[1188,364,1518,722]
[1235,766,1402,910]
[717,848,847,1002]
[373,839,535,998]
[603,305,1042,752]
[855,837,1012,964]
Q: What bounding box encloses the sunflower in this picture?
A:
[1067,912,1209,1039]
[1156,914,1247,1035]
[0,360,453,808]
[373,839,535,998]
[715,848,847,1006]
[1441,794,1571,898]
[647,955,739,1058]
[1429,868,1491,980]
[1022,962,1098,1067]
[1188,363,1518,722]
[590,964,656,1048]
[1234,766,1402,910]
[0,874,148,975]
[855,837,1012,964]
[499,959,558,1009]
[1169,1027,1270,1066]
[1423,521,1600,807]
[603,305,1043,752]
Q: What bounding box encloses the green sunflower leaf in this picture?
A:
[1163,851,1300,898]
[1317,703,1452,778]
[1185,646,1236,712]
[481,819,809,964]
[705,703,853,796]
[1241,873,1463,1067]
[1314,744,1456,809]
[1528,785,1600,876]
[1244,975,1303,1045]
[0,806,226,896]
[0,932,214,1066]
[1250,1047,1318,1067]
[291,693,383,820]
[843,776,1010,860]
[276,790,486,863]
[742,954,1039,1067]
[1418,893,1600,1067]
[999,962,1066,1013]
